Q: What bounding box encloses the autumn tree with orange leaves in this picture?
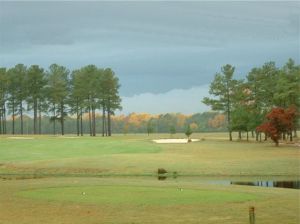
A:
[256,106,297,146]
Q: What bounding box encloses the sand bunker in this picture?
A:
[153,139,200,144]
[7,137,34,140]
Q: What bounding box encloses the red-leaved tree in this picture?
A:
[256,106,297,146]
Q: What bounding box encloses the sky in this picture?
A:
[0,1,299,114]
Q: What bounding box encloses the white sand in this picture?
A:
[7,137,34,140]
[153,139,200,144]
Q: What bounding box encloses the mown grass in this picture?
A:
[0,136,160,162]
[19,185,257,205]
[0,177,299,224]
[0,133,299,223]
[0,133,299,177]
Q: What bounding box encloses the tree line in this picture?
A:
[203,58,300,142]
[0,64,121,136]
[1,112,226,135]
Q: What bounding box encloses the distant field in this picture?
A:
[0,133,299,224]
[0,133,299,177]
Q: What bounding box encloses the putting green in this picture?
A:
[19,185,257,206]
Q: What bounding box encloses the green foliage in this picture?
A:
[203,64,241,140]
[169,125,176,136]
[1,58,299,137]
[46,64,70,135]
[0,64,121,136]
[185,125,193,138]
[147,121,154,135]
[2,112,226,134]
[6,65,27,134]
[0,68,8,134]
[26,65,47,134]
[205,59,300,141]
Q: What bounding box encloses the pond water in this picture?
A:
[157,176,300,189]
[217,180,300,189]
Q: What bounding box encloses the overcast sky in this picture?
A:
[0,1,299,114]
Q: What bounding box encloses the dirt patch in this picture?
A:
[152,139,200,144]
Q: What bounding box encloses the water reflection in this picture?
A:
[231,181,300,189]
[157,176,300,189]
[158,176,167,180]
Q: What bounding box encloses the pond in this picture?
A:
[224,180,300,189]
[157,176,300,189]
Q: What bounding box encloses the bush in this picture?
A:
[157,168,167,174]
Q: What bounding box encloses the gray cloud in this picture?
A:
[1,1,298,48]
[0,1,299,99]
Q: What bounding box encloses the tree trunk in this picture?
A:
[246,131,249,141]
[0,107,2,134]
[229,131,232,141]
[33,98,37,134]
[88,103,92,136]
[3,105,6,134]
[53,104,56,135]
[104,112,107,136]
[102,106,105,137]
[293,129,298,138]
[76,99,79,136]
[39,104,42,135]
[20,101,23,135]
[92,106,96,136]
[60,102,64,135]
[238,131,241,140]
[80,107,83,136]
[12,98,15,135]
[76,110,79,136]
[0,110,2,134]
[107,106,111,136]
[264,133,267,141]
[259,133,262,142]
[226,86,232,141]
[289,131,293,142]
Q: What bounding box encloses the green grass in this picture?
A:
[1,177,299,224]
[0,136,160,162]
[0,133,299,176]
[19,185,256,205]
[0,133,299,223]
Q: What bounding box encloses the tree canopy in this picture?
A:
[0,64,121,136]
[204,58,300,142]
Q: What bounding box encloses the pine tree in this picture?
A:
[203,64,240,141]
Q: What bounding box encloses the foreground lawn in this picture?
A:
[0,177,299,224]
[19,185,256,205]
